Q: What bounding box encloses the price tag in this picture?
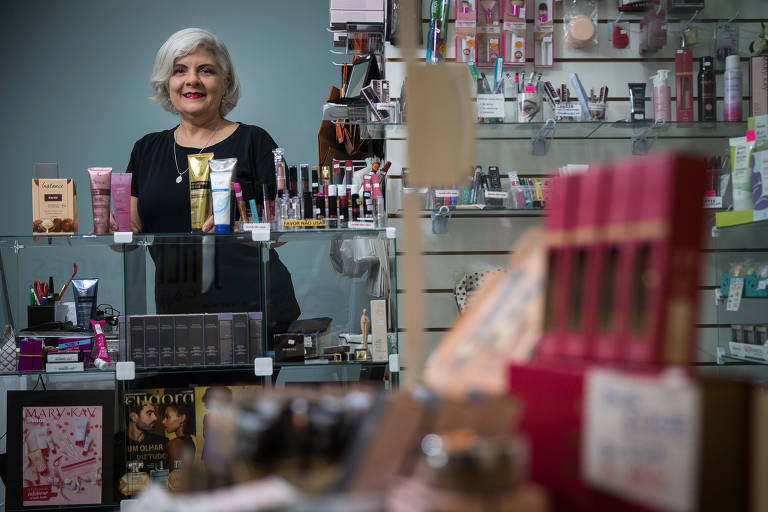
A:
[348,221,376,229]
[476,94,505,118]
[743,343,768,361]
[583,369,700,512]
[304,336,313,348]
[503,21,526,30]
[113,232,133,244]
[479,26,501,34]
[726,277,744,312]
[253,357,273,376]
[729,342,746,358]
[456,20,477,29]
[243,222,270,241]
[485,190,508,199]
[434,189,460,198]
[555,105,583,118]
[702,196,723,209]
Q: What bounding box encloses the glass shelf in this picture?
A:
[0,368,115,377]
[418,206,545,215]
[128,361,389,377]
[339,120,749,140]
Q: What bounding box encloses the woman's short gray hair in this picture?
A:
[150,28,240,116]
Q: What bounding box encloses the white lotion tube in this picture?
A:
[209,158,237,233]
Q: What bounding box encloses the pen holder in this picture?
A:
[27,305,55,328]
[517,91,543,123]
[588,102,607,121]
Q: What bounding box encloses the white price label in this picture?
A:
[729,342,747,358]
[476,94,505,118]
[485,190,508,199]
[456,20,477,29]
[348,221,376,229]
[503,21,526,30]
[583,369,700,512]
[243,222,270,241]
[726,277,744,312]
[759,280,768,290]
[702,196,723,209]
[434,189,460,198]
[479,26,501,33]
[304,336,313,348]
[555,105,583,118]
[743,343,768,361]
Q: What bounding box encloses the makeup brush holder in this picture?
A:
[517,91,543,123]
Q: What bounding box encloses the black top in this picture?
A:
[125,123,300,328]
[129,123,277,233]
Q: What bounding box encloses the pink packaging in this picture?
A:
[110,173,131,232]
[87,168,111,234]
[90,319,111,368]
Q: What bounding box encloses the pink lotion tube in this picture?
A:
[111,173,132,232]
[90,319,111,368]
[88,167,112,233]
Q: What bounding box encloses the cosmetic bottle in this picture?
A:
[311,166,319,197]
[650,70,671,122]
[698,57,716,122]
[351,194,361,220]
[301,165,313,220]
[675,49,694,122]
[328,185,338,228]
[315,193,326,226]
[724,54,742,122]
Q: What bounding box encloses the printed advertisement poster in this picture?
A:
[120,388,197,496]
[22,405,104,506]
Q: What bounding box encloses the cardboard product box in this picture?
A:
[218,313,233,365]
[247,312,263,360]
[370,299,389,362]
[203,313,219,366]
[158,315,175,366]
[232,313,249,365]
[187,314,205,366]
[751,56,768,117]
[143,315,159,368]
[174,315,190,367]
[508,362,749,512]
[128,315,145,368]
[622,153,706,365]
[273,333,305,362]
[32,178,77,235]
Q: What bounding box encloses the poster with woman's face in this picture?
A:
[22,405,104,506]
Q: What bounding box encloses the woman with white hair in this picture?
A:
[122,27,299,326]
[126,27,277,234]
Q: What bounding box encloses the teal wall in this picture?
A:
[0,0,338,235]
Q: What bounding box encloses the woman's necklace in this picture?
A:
[172,123,220,184]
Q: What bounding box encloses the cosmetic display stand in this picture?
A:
[0,228,398,510]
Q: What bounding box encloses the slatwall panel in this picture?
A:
[383,0,768,369]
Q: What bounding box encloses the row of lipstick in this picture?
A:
[237,152,392,230]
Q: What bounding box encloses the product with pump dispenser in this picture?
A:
[651,70,671,122]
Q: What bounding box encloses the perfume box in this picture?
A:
[128,315,145,368]
[203,313,219,366]
[173,315,189,367]
[274,334,306,362]
[187,314,205,366]
[143,315,159,368]
[248,312,263,360]
[232,313,249,365]
[18,337,43,372]
[592,161,640,361]
[31,178,78,235]
[675,49,694,122]
[158,315,175,366]
[622,153,706,364]
[218,313,233,365]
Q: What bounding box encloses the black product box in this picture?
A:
[204,313,219,366]
[143,315,159,368]
[188,314,205,366]
[273,333,306,362]
[174,315,190,366]
[218,313,233,364]
[129,315,145,367]
[248,312,263,360]
[232,313,249,364]
[158,315,175,366]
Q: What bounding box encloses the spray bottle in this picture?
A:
[650,70,671,122]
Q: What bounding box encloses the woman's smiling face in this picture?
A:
[168,46,228,119]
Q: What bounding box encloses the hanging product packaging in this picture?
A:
[714,21,739,73]
[426,0,451,63]
[188,153,214,231]
[476,0,501,68]
[610,19,631,50]
[563,0,598,49]
[502,0,526,65]
[639,4,668,54]
[534,0,554,67]
[455,0,477,63]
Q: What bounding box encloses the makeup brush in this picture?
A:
[56,263,78,301]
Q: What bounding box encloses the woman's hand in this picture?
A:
[202,215,215,232]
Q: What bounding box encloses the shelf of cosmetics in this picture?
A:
[423,166,550,211]
[123,310,393,370]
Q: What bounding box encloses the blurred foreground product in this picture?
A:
[423,229,546,398]
[538,153,707,365]
[508,362,750,512]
